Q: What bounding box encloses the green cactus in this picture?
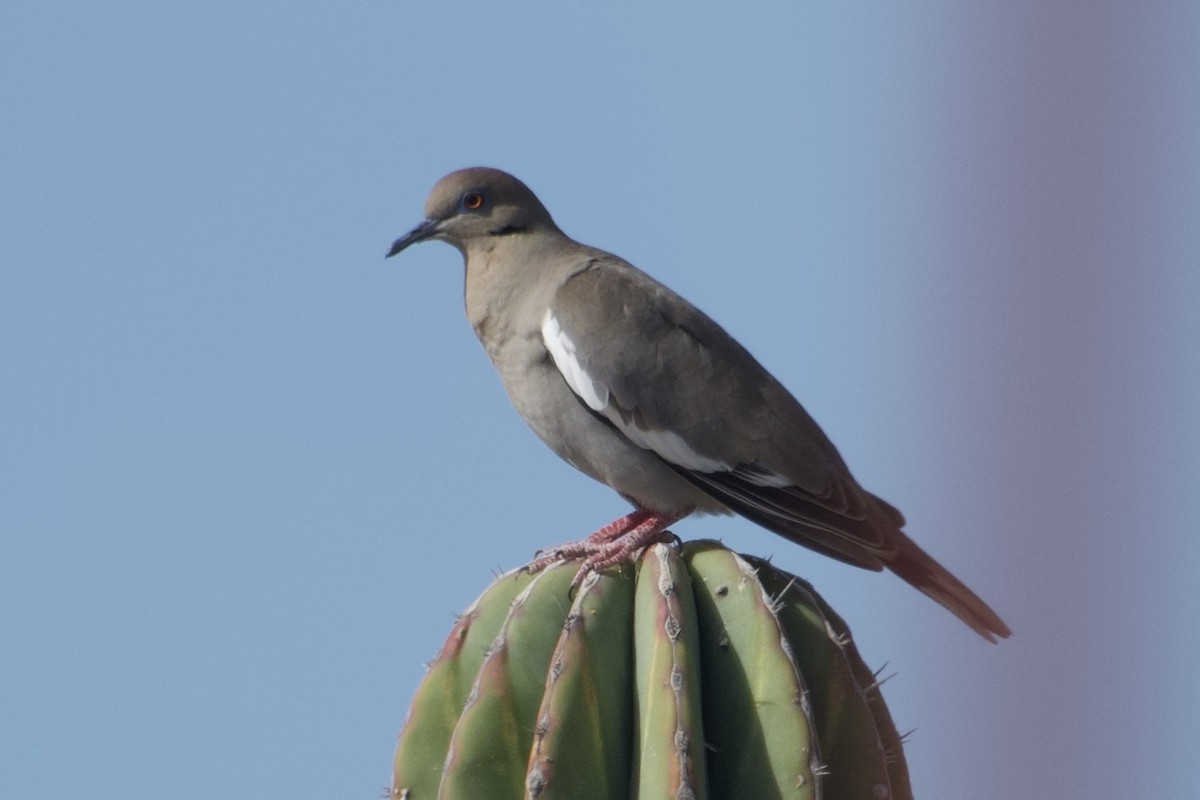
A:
[392,539,912,800]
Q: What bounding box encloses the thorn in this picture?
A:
[864,668,898,696]
[768,593,786,616]
[825,618,851,646]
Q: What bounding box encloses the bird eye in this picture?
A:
[461,191,485,211]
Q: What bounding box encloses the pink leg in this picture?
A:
[532,509,652,563]
[529,508,689,586]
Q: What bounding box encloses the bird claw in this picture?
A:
[528,520,686,593]
[527,509,688,588]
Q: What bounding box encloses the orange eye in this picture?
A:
[461,191,485,211]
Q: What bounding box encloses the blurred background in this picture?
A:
[3,3,1197,797]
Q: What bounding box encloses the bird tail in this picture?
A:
[887,532,1011,643]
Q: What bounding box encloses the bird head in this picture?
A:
[387,167,559,259]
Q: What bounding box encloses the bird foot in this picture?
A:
[529,508,687,587]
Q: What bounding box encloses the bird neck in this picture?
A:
[463,229,573,357]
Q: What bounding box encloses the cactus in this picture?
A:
[392,539,912,800]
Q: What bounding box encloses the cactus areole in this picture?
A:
[392,540,912,800]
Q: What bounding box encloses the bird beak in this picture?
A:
[386,218,440,258]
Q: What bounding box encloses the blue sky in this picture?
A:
[3,3,1198,798]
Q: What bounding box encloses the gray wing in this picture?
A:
[541,258,904,568]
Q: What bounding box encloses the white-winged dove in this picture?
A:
[387,167,1010,642]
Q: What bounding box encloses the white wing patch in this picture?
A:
[542,310,610,411]
[541,309,732,474]
[622,425,732,473]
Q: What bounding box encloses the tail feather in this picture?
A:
[887,533,1011,643]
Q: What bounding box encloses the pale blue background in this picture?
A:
[3,3,1198,798]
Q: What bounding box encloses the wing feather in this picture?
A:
[541,258,897,564]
